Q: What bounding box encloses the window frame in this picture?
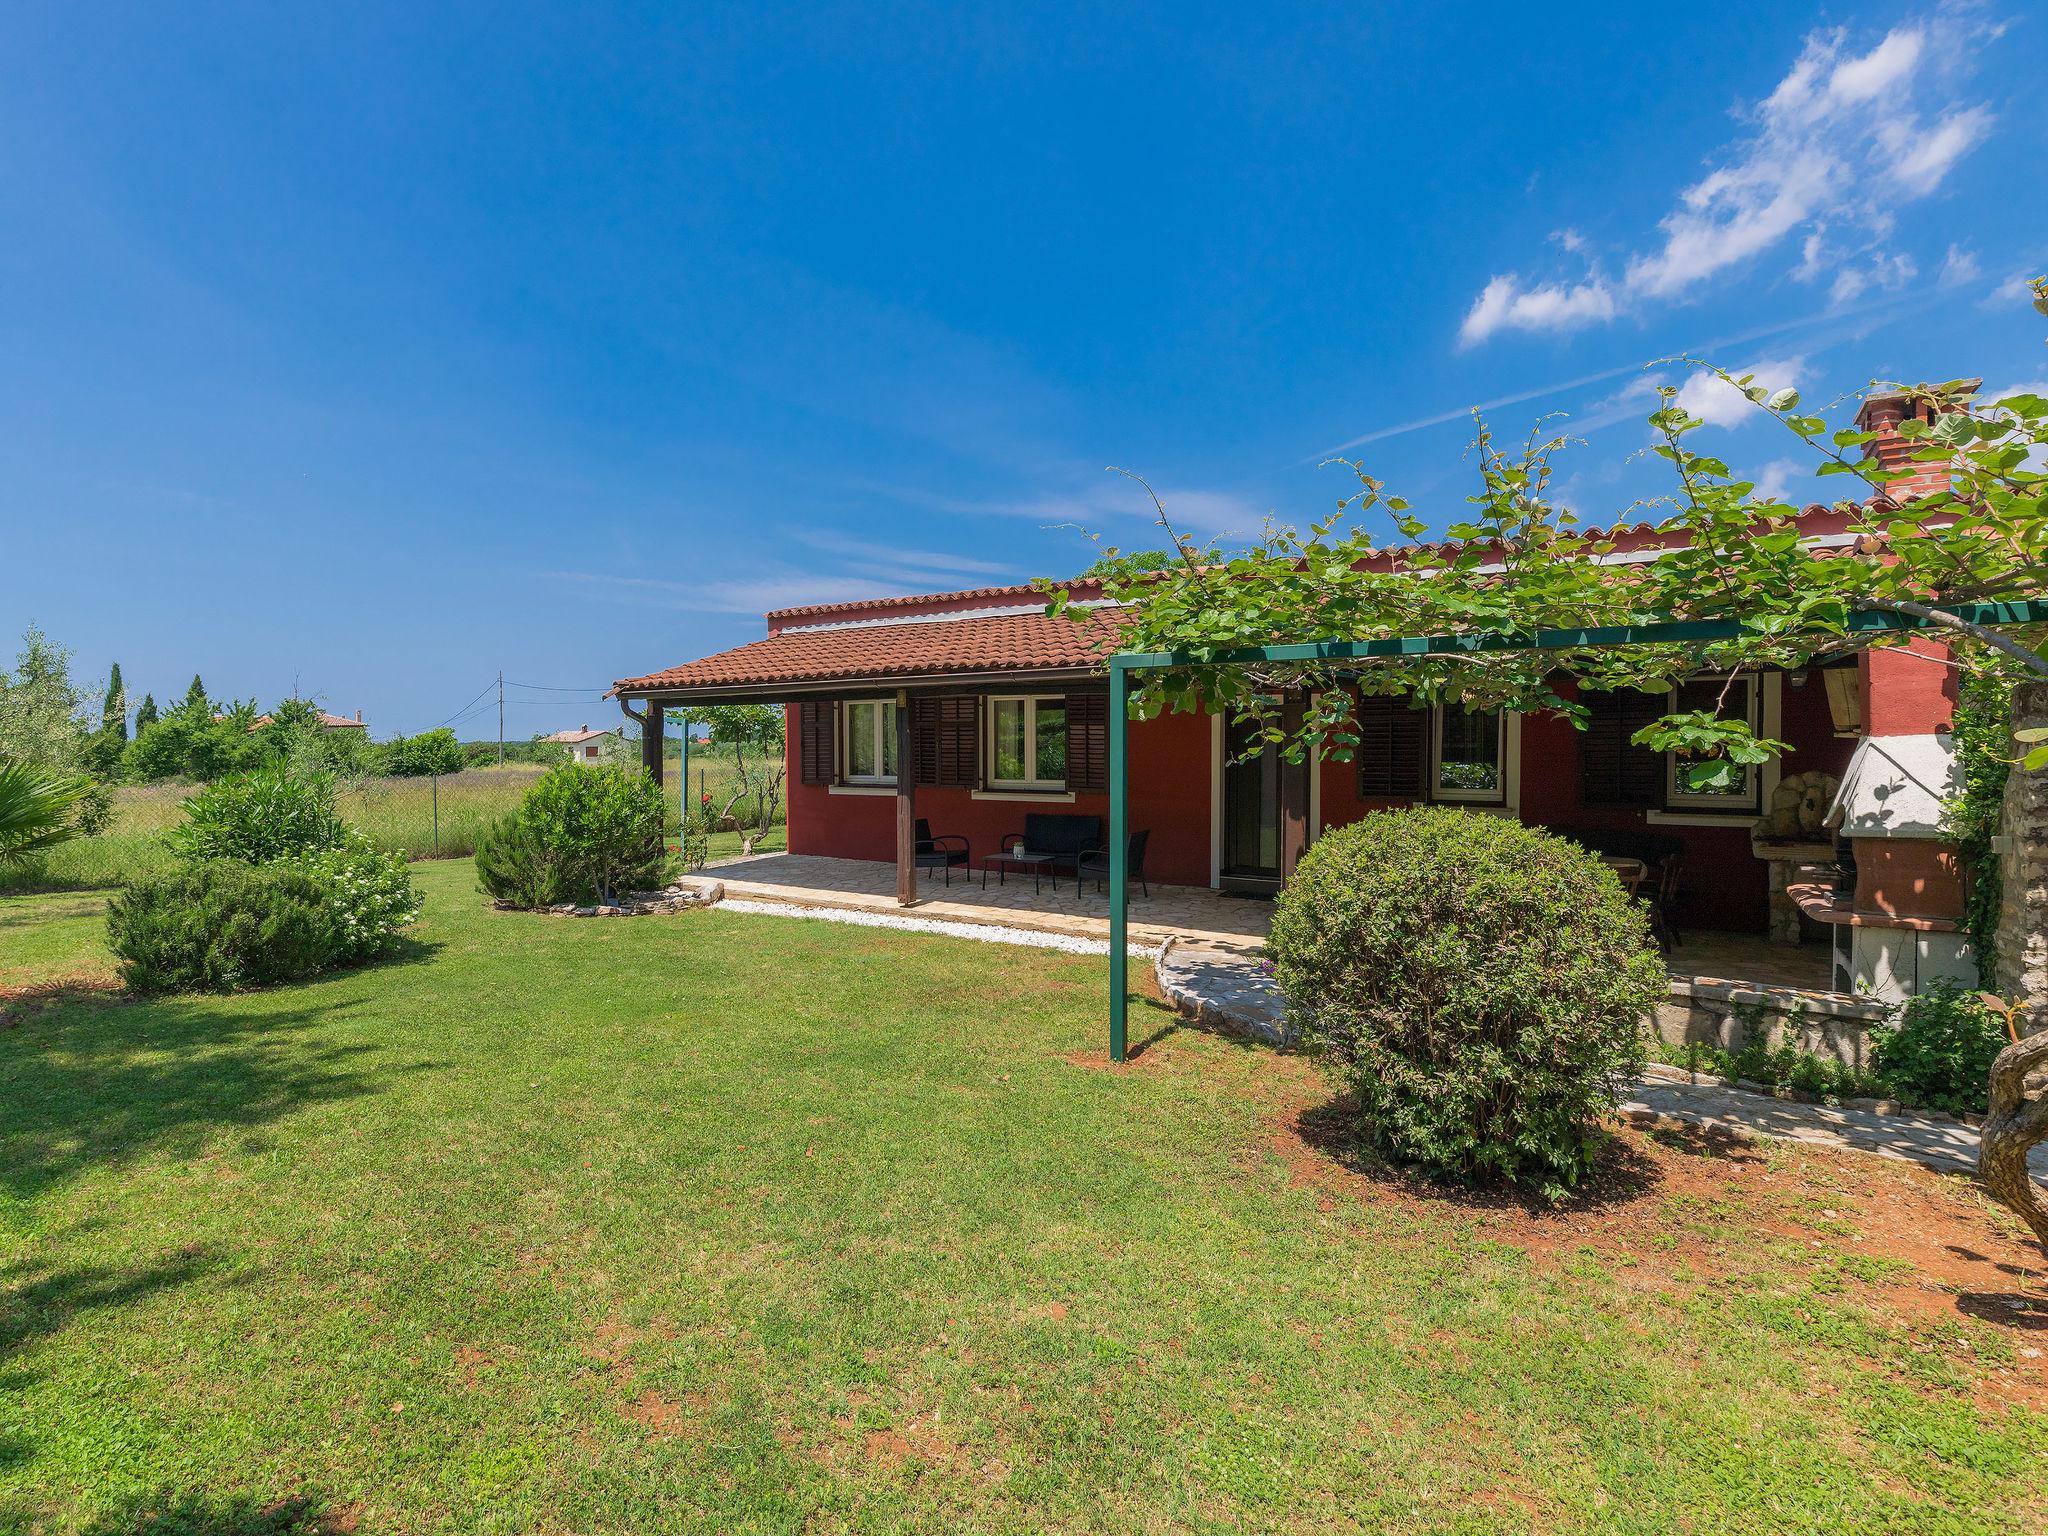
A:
[1430,702,1507,806]
[1663,673,1761,812]
[986,694,1068,792]
[840,699,898,786]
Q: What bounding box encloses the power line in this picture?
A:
[505,680,605,693]
[432,680,498,730]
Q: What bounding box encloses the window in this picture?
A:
[1666,675,1758,811]
[989,696,1066,789]
[843,700,899,784]
[1432,704,1504,802]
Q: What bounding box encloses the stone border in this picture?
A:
[1640,1060,1985,1129]
[526,879,725,918]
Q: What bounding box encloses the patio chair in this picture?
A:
[1647,852,1684,949]
[913,818,970,886]
[1077,829,1150,898]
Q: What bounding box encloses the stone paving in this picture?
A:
[705,852,1841,999]
[704,851,1271,949]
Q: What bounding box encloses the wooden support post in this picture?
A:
[1279,690,1310,881]
[895,690,916,906]
[640,700,665,786]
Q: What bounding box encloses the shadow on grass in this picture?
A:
[1954,1291,2048,1330]
[0,980,409,1204]
[0,1247,220,1364]
[1293,1094,1688,1216]
[30,1490,362,1536]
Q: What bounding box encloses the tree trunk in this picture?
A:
[1979,1028,2048,1253]
[1980,679,2048,1250]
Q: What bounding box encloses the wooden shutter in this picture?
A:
[1063,692,1110,794]
[1578,688,1666,807]
[798,699,836,785]
[910,695,979,788]
[1355,694,1427,797]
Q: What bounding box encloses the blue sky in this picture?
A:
[3,1,2044,738]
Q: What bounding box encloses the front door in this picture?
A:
[1220,714,1282,893]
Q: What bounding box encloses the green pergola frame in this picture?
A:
[1104,598,2048,1061]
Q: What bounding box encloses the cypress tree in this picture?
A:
[183,674,207,713]
[135,693,159,731]
[103,662,127,741]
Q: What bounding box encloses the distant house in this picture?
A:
[542,724,620,764]
[250,709,368,732]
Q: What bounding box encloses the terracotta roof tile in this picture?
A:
[614,608,1126,695]
[765,581,1060,622]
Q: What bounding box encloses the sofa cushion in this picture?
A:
[1024,813,1101,862]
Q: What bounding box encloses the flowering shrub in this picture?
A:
[1270,807,1663,1198]
[290,831,423,963]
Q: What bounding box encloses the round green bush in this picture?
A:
[1269,807,1665,1196]
[108,861,337,994]
[476,763,668,908]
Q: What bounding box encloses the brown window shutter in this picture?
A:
[798,699,836,785]
[911,695,980,788]
[1064,692,1110,794]
[1579,688,1665,807]
[1355,694,1427,797]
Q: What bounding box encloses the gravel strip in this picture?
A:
[717,897,1152,956]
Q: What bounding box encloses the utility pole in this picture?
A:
[497,670,505,766]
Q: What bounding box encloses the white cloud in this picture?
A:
[1458,7,1995,344]
[1981,270,2043,312]
[1458,273,1618,346]
[1673,357,1804,429]
[1751,457,1810,505]
[1938,244,1981,286]
[1886,105,1993,195]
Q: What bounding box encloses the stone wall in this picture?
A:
[1653,981,1891,1072]
[1995,680,2048,1025]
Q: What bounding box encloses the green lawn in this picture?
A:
[3,861,2045,1533]
[0,760,784,894]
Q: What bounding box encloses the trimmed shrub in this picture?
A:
[108,861,336,993]
[1870,981,2006,1116]
[1270,807,1664,1197]
[477,764,669,907]
[169,764,344,864]
[288,830,423,963]
[474,811,571,908]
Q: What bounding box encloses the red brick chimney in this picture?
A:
[1854,381,1979,502]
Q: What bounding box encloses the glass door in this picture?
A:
[1220,715,1281,891]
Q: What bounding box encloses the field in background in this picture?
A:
[0,757,785,894]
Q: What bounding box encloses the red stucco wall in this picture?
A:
[784,703,1214,888]
[784,659,1929,935]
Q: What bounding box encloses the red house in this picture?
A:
[613,394,1976,1005]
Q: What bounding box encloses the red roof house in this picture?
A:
[612,392,1977,1005]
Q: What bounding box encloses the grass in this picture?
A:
[0,758,785,895]
[3,862,2046,1532]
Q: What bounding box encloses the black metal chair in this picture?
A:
[1077,829,1150,898]
[912,818,969,885]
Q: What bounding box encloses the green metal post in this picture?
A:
[678,717,690,844]
[1108,659,1129,1062]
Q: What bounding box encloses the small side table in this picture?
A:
[980,850,1058,894]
